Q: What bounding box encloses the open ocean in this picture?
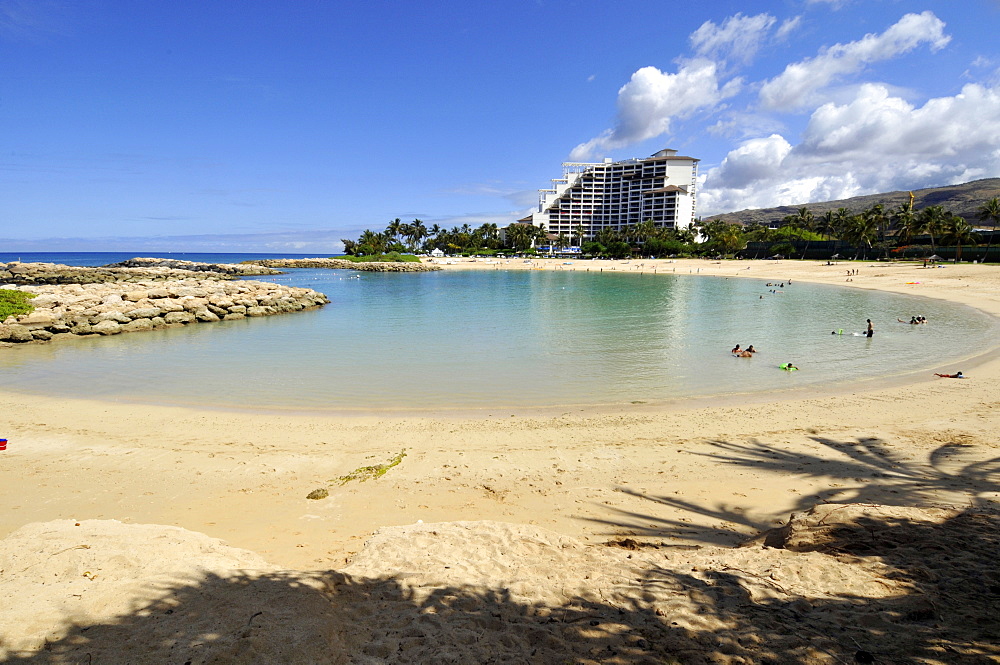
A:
[2,252,998,412]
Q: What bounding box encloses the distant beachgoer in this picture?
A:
[732,344,742,354]
[898,317,918,324]
[934,371,964,378]
[746,345,757,353]
[780,362,798,371]
[866,319,874,338]
[737,350,753,357]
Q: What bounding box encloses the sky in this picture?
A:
[2,0,999,253]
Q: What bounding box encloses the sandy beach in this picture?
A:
[2,258,999,663]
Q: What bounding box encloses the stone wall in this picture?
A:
[0,278,329,345]
[0,261,249,285]
[101,257,284,276]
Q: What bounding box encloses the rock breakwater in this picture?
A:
[0,278,329,345]
[102,257,284,276]
[247,258,441,272]
[0,260,267,285]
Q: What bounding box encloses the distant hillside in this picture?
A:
[706,178,1000,226]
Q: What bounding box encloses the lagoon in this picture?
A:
[1,256,997,412]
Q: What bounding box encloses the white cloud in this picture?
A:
[689,13,776,65]
[775,16,802,41]
[759,11,950,111]
[569,60,740,161]
[700,83,1000,214]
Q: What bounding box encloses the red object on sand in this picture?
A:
[0,439,6,451]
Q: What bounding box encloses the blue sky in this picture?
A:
[2,0,999,253]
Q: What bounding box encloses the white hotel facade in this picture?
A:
[520,149,699,242]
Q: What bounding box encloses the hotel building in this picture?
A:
[521,149,699,242]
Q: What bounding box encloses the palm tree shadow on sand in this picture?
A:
[2,436,998,664]
[584,435,1000,546]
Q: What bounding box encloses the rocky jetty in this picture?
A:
[0,278,329,344]
[247,258,441,272]
[102,257,284,276]
[0,260,259,286]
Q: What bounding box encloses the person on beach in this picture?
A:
[780,362,798,371]
[866,319,874,338]
[746,345,757,353]
[899,317,918,324]
[934,371,964,378]
[732,344,742,354]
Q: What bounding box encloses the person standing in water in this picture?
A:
[866,319,874,338]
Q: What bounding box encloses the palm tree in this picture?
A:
[833,208,853,238]
[977,197,1000,263]
[476,223,499,249]
[865,204,889,257]
[358,229,388,255]
[504,223,540,252]
[841,213,878,259]
[717,225,746,257]
[675,226,696,245]
[919,206,948,257]
[573,224,586,248]
[385,218,403,245]
[817,210,837,241]
[407,219,427,251]
[940,215,979,262]
[793,207,816,259]
[892,201,918,245]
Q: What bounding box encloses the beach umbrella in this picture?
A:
[928,254,942,261]
[831,253,840,259]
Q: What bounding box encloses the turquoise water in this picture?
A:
[2,268,997,411]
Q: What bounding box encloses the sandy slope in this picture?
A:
[1,258,999,662]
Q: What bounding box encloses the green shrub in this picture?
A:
[0,290,35,320]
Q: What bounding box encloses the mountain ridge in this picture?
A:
[705,178,1000,226]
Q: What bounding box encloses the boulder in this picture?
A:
[181,297,209,312]
[0,325,33,342]
[122,318,153,332]
[95,310,131,324]
[163,311,193,325]
[194,308,220,322]
[125,306,161,320]
[16,311,56,327]
[91,320,122,335]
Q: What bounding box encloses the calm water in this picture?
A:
[1,254,998,411]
